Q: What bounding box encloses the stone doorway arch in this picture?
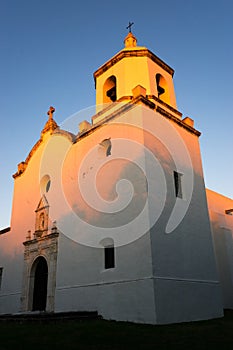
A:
[21,215,59,313]
[31,256,48,311]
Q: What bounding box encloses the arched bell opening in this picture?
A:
[156,74,170,105]
[103,75,117,103]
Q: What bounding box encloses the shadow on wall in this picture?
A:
[210,216,233,308]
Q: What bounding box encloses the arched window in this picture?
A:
[98,138,112,157]
[156,74,170,104]
[103,76,117,103]
[40,175,51,194]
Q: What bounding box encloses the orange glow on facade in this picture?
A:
[0,30,231,324]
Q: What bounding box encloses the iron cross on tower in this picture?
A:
[126,21,134,33]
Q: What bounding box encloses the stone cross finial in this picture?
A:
[47,106,55,120]
[126,21,134,33]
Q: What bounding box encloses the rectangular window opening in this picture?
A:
[174,171,183,199]
[0,268,3,290]
[104,246,115,269]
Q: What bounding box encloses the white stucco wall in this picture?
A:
[206,189,233,309]
[55,233,156,323]
[0,102,225,324]
[51,103,223,324]
[146,115,223,323]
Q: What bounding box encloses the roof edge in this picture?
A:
[13,126,75,179]
[93,48,174,83]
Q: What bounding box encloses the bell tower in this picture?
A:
[94,31,177,109]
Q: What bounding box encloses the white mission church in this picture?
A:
[0,31,233,324]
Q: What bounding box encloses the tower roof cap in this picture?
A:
[124,32,137,48]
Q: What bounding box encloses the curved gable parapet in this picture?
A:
[53,128,76,143]
[13,138,43,179]
[13,124,76,179]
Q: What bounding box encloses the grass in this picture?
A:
[0,310,233,350]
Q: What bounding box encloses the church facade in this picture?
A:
[0,32,233,324]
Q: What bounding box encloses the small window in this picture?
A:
[99,138,112,157]
[104,246,115,269]
[174,171,183,198]
[0,268,3,290]
[46,180,51,193]
[40,175,51,194]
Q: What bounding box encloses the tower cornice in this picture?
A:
[94,48,174,85]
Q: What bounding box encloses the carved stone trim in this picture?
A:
[23,232,59,246]
[21,231,59,313]
[41,118,58,137]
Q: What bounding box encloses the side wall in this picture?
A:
[55,234,156,324]
[206,189,233,309]
[0,231,23,314]
[146,110,223,323]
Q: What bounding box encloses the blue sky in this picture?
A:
[0,0,233,229]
